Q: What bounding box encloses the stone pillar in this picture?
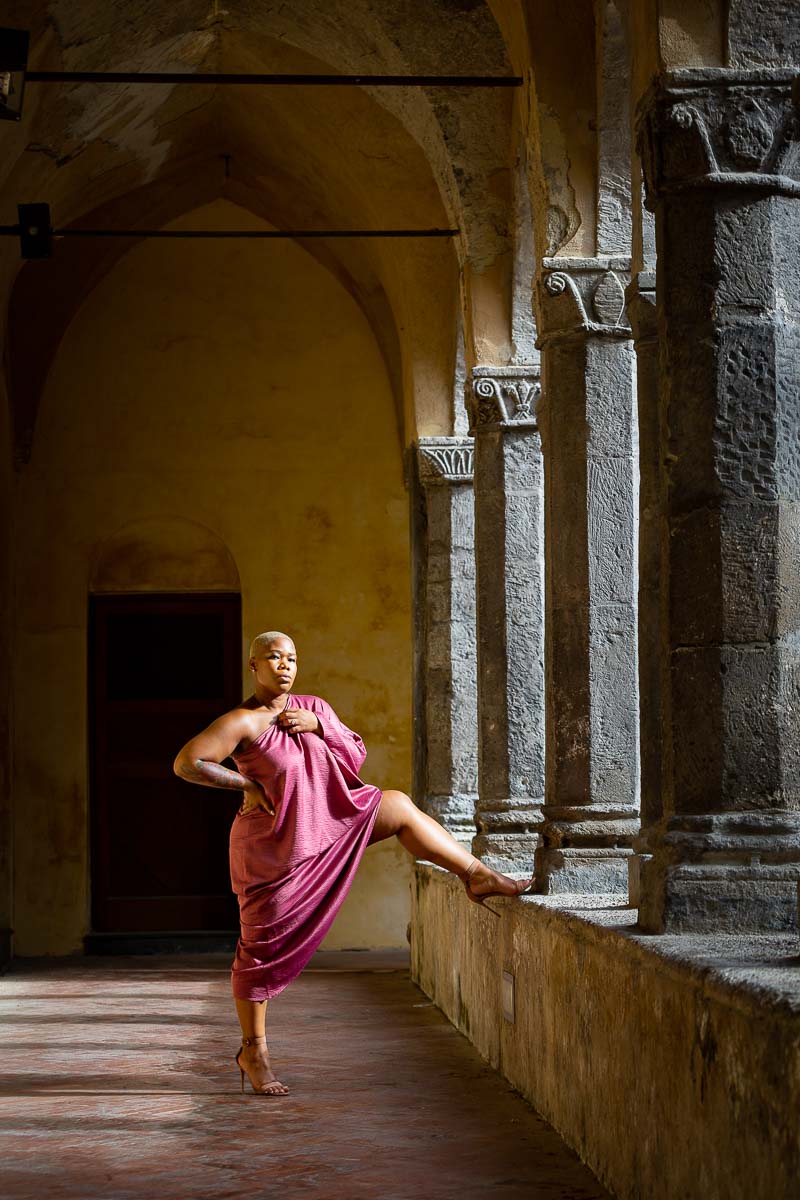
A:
[468,366,545,873]
[535,259,640,893]
[635,68,800,932]
[410,437,478,840]
[625,270,660,905]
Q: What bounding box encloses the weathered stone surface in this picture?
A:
[411,438,478,840]
[634,69,800,931]
[412,863,800,1200]
[638,70,800,205]
[727,1,800,69]
[525,849,629,894]
[596,0,632,256]
[535,258,639,894]
[636,805,800,932]
[670,500,800,645]
[626,271,662,837]
[670,642,800,811]
[468,366,545,873]
[537,258,633,343]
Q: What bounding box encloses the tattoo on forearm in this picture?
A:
[178,759,252,791]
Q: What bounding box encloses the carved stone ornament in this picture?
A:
[416,437,474,485]
[592,271,626,325]
[537,258,632,344]
[636,68,800,207]
[624,270,657,345]
[468,366,541,431]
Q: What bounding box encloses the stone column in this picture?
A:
[468,366,545,873]
[409,438,478,840]
[535,259,640,893]
[625,269,660,904]
[635,68,800,932]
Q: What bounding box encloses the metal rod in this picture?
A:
[0,225,459,239]
[25,70,522,88]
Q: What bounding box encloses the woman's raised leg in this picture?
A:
[369,790,532,898]
[234,998,289,1096]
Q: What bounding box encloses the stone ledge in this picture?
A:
[523,890,800,1018]
[411,862,800,1200]
[431,872,800,1016]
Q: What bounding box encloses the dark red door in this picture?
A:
[90,593,242,932]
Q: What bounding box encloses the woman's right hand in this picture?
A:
[238,779,275,817]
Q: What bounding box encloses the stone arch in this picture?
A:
[8,210,414,954]
[5,166,414,463]
[90,516,241,595]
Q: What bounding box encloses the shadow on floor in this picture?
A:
[0,951,610,1200]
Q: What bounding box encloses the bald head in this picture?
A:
[248,631,295,660]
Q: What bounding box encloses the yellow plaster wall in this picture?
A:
[13,198,413,956]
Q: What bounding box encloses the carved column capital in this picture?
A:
[537,257,632,346]
[468,365,541,434]
[636,68,800,208]
[415,437,474,487]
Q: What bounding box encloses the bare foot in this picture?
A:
[463,859,532,899]
[237,1037,289,1096]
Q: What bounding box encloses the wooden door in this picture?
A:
[90,593,242,932]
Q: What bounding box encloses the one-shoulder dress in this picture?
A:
[228,694,383,1001]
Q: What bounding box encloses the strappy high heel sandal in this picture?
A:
[459,857,533,918]
[235,1034,289,1096]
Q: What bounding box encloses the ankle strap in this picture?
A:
[242,1035,267,1047]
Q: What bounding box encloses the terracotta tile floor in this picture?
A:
[0,951,609,1200]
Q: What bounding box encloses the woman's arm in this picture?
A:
[173,712,272,813]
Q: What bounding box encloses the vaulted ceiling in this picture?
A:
[1,0,528,456]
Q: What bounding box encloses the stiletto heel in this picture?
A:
[470,892,502,918]
[459,857,532,918]
[235,1035,289,1096]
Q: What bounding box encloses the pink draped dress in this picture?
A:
[228,694,383,1001]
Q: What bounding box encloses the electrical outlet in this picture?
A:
[502,969,515,1022]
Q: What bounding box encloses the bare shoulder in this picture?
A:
[175,702,262,766]
[213,703,263,740]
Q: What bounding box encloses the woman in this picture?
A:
[173,631,531,1097]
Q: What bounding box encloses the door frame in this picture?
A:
[86,590,242,951]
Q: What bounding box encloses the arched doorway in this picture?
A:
[88,517,243,946]
[11,198,413,955]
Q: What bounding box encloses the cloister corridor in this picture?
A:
[0,950,609,1200]
[3,1,800,1196]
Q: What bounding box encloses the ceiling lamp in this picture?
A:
[17,203,52,258]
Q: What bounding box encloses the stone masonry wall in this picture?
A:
[411,863,800,1200]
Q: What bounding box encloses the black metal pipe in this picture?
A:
[0,225,459,239]
[25,71,522,88]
